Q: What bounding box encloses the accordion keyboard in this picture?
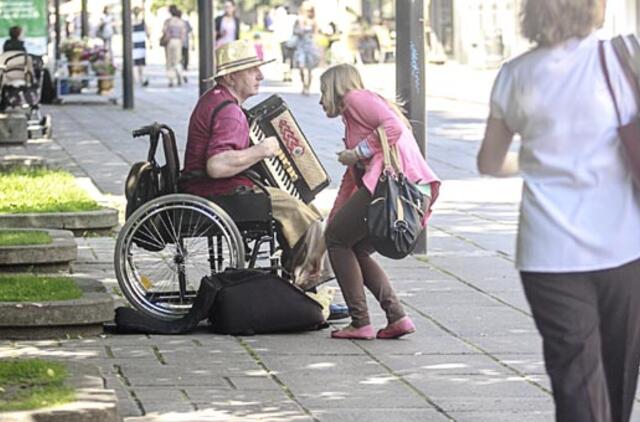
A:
[246,94,330,204]
[249,123,303,201]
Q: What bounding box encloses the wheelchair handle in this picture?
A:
[132,122,161,138]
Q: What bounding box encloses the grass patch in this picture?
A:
[0,230,52,246]
[0,274,82,302]
[0,169,100,214]
[0,359,75,411]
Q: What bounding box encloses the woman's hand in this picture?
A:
[337,149,359,166]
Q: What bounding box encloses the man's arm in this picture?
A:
[206,137,279,179]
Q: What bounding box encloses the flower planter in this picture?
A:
[0,361,120,422]
[0,208,119,236]
[0,228,77,273]
[97,78,114,95]
[0,277,114,339]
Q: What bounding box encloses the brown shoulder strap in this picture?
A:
[599,40,622,126]
[612,35,640,108]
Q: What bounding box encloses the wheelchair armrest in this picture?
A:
[242,170,270,198]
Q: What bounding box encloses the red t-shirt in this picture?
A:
[181,84,253,197]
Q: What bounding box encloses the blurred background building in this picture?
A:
[3,0,638,69]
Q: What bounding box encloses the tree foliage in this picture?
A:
[150,0,197,14]
[150,0,287,15]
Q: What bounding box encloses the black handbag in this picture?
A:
[367,127,427,259]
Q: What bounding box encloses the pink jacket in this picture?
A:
[329,89,441,223]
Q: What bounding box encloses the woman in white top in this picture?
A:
[478,0,640,421]
[97,7,115,57]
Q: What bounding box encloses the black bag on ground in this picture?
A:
[115,275,219,334]
[114,269,326,335]
[208,269,326,335]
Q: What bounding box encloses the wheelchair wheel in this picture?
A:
[114,194,245,320]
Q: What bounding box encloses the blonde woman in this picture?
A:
[319,63,440,340]
[478,0,640,420]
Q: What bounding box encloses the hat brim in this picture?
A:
[208,57,276,79]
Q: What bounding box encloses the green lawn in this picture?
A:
[0,169,100,214]
[0,230,52,246]
[0,359,75,411]
[0,274,82,302]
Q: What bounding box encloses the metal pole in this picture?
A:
[54,0,61,60]
[198,0,215,95]
[81,0,89,38]
[122,0,134,109]
[396,0,428,254]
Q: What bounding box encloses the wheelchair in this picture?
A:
[114,123,283,320]
[0,51,52,138]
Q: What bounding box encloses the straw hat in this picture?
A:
[213,39,275,78]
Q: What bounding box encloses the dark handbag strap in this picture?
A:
[599,40,623,126]
[611,35,640,108]
[600,36,640,126]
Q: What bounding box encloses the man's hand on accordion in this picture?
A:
[257,136,280,159]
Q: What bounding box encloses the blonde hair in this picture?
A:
[320,63,410,128]
[521,0,604,47]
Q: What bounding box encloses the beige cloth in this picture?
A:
[266,186,321,247]
[293,219,334,290]
[266,187,333,288]
[164,38,183,83]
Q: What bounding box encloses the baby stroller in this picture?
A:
[0,51,52,138]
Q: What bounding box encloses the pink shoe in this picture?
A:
[377,317,416,339]
[331,324,375,340]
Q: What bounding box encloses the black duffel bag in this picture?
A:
[208,269,326,335]
[115,269,326,335]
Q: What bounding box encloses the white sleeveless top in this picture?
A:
[490,33,640,272]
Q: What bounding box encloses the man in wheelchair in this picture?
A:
[181,39,325,282]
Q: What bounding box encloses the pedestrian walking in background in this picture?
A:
[132,6,149,87]
[97,6,115,57]
[272,5,297,82]
[215,0,240,47]
[320,63,440,340]
[179,10,193,80]
[161,5,187,88]
[292,1,321,95]
[3,26,26,52]
[477,0,640,420]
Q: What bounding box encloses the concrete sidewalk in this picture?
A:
[1,61,636,421]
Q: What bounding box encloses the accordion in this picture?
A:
[246,95,330,204]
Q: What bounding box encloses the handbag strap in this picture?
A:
[611,35,640,109]
[375,126,402,174]
[599,40,623,126]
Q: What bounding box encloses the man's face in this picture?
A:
[229,66,263,102]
